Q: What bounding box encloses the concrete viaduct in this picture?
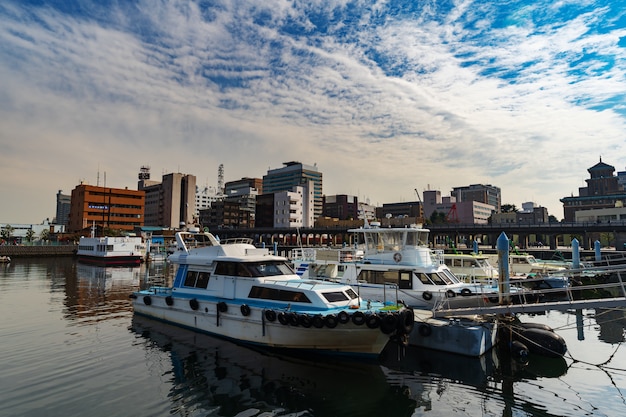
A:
[211,221,626,251]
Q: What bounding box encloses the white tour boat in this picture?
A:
[442,252,499,284]
[291,223,530,311]
[77,235,145,266]
[131,230,415,357]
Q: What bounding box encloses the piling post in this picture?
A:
[572,238,580,269]
[473,240,478,254]
[497,232,511,305]
[594,240,601,262]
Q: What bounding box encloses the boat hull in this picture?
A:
[132,292,394,357]
[78,255,143,266]
[409,311,498,357]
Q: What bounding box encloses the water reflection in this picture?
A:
[131,316,418,417]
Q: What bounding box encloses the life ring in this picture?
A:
[288,312,299,326]
[380,313,398,334]
[338,311,350,324]
[422,291,433,301]
[399,309,415,334]
[264,310,277,322]
[189,298,199,310]
[165,296,174,306]
[365,313,381,329]
[418,323,432,337]
[446,290,456,298]
[312,314,325,328]
[240,304,251,316]
[324,314,338,328]
[298,313,312,328]
[277,311,289,325]
[143,295,152,306]
[351,311,366,326]
[460,288,472,296]
[217,301,228,313]
[393,252,402,263]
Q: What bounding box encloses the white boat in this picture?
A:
[442,252,499,284]
[291,223,527,311]
[77,235,145,266]
[0,256,10,263]
[486,253,566,276]
[131,231,415,357]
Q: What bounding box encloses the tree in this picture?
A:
[25,229,35,242]
[429,211,446,224]
[501,204,518,213]
[1,224,14,241]
[40,229,50,242]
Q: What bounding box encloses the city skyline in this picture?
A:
[2,1,625,223]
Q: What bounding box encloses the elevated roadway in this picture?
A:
[212,221,626,251]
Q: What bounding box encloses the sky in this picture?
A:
[1,0,625,224]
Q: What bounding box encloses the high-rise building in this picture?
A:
[68,183,144,233]
[262,162,322,219]
[138,168,196,228]
[55,190,71,226]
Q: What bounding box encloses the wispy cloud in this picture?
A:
[1,0,625,222]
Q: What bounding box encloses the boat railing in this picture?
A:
[221,237,254,245]
[146,286,172,295]
[432,249,445,265]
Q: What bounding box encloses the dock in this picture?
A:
[433,263,626,317]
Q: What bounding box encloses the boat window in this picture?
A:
[416,273,435,285]
[428,273,447,285]
[321,291,349,302]
[345,288,358,299]
[183,271,211,288]
[248,286,311,303]
[246,261,294,277]
[215,262,237,276]
[357,270,396,285]
[405,230,428,247]
[399,271,412,289]
[435,272,455,285]
[441,269,461,284]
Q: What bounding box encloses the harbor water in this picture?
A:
[1,258,625,417]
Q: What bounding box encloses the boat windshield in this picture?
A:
[215,261,294,277]
[416,271,457,285]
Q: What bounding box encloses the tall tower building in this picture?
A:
[55,190,71,226]
[262,161,323,219]
[138,167,196,228]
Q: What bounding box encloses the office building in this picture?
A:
[452,184,501,212]
[138,167,196,228]
[263,161,322,219]
[68,183,144,233]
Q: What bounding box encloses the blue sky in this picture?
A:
[1,0,625,223]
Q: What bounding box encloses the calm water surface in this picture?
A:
[1,258,625,417]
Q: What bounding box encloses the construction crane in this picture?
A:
[414,188,425,223]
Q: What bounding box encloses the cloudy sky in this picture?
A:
[1,0,625,224]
